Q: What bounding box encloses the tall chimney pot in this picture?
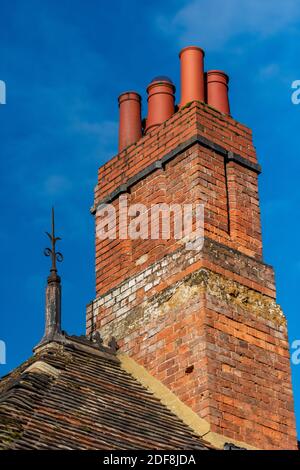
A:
[118,91,142,152]
[179,46,205,106]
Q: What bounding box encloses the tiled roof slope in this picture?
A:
[0,341,210,450]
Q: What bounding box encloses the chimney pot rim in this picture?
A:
[179,45,205,58]
[147,80,176,94]
[207,70,229,82]
[118,91,142,103]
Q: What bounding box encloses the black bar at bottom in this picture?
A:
[0,450,299,468]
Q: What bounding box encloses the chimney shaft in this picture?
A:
[179,46,205,106]
[145,77,175,134]
[206,70,230,114]
[118,92,142,152]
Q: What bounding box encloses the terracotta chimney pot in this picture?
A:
[118,91,142,152]
[206,70,230,114]
[179,46,205,106]
[145,77,175,134]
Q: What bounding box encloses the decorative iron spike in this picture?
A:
[44,207,63,282]
[37,207,64,347]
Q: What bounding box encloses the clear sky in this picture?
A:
[0,0,299,438]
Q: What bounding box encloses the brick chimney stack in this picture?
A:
[88,47,297,450]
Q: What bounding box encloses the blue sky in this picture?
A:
[0,0,299,438]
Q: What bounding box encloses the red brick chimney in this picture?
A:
[88,47,297,450]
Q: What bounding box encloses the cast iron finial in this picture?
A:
[37,207,64,346]
[36,208,118,353]
[44,207,63,283]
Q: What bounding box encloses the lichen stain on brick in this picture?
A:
[158,283,199,314]
[99,268,285,343]
[187,269,285,326]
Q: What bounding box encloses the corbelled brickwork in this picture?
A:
[89,99,297,449]
[87,238,276,336]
